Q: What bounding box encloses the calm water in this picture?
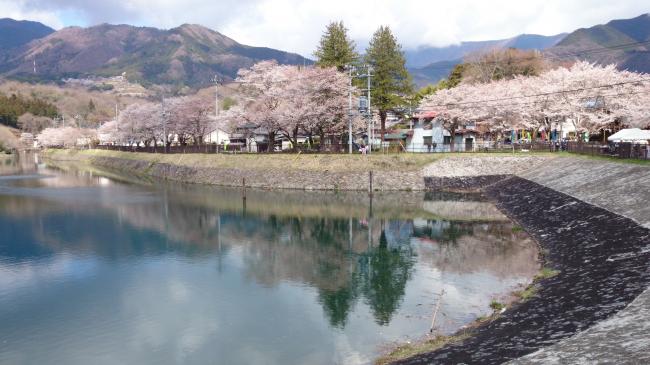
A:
[0,153,538,365]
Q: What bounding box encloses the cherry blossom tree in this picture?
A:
[236,61,356,151]
[420,61,650,142]
[37,127,96,148]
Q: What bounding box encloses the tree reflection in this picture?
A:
[0,173,534,330]
[356,230,415,325]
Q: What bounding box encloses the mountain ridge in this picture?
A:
[547,13,650,73]
[0,18,54,49]
[407,33,566,86]
[0,22,310,88]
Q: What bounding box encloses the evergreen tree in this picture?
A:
[364,26,412,144]
[314,21,358,72]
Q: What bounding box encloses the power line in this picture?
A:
[415,89,650,112]
[415,77,650,109]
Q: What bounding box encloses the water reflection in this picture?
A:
[0,156,538,365]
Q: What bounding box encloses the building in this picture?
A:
[405,112,478,152]
[204,128,230,145]
[228,123,270,152]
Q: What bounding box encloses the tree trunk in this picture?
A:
[268,132,276,153]
[292,126,299,152]
[449,120,457,152]
[319,130,326,151]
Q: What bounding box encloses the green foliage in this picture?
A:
[535,267,560,280]
[0,93,58,128]
[515,286,537,300]
[89,83,114,92]
[221,96,237,111]
[314,21,358,72]
[364,26,412,131]
[413,63,466,101]
[375,333,470,365]
[489,300,505,311]
[446,63,465,87]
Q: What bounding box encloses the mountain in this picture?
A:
[407,33,566,86]
[547,13,650,73]
[0,18,54,49]
[0,22,310,88]
[410,59,461,88]
[405,33,567,69]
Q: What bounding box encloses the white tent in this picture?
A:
[608,128,650,145]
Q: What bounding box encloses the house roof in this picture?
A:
[414,111,438,119]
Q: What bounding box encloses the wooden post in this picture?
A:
[242,177,247,201]
[368,170,373,197]
[242,177,247,214]
[429,289,445,334]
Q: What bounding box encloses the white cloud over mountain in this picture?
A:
[2,0,650,56]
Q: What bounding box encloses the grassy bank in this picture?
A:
[0,125,20,153]
[45,148,444,173]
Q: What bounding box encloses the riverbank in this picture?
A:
[392,176,650,364]
[0,125,19,153]
[42,148,650,363]
[44,149,441,191]
[43,149,561,191]
[390,153,650,364]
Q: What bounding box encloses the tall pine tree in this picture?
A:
[364,26,412,144]
[314,21,358,72]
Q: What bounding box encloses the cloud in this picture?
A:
[2,0,650,56]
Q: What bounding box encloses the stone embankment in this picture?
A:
[407,155,650,365]
[45,150,426,191]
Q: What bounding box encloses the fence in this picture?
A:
[94,141,564,155]
[567,142,650,160]
[403,141,559,153]
[95,143,352,154]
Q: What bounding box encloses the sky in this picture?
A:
[2,0,650,57]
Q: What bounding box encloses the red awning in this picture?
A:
[414,111,438,119]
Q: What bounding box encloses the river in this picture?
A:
[0,153,538,365]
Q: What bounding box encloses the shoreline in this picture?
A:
[43,149,430,191]
[42,149,650,364]
[391,176,650,364]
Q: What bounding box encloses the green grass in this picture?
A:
[515,286,538,301]
[375,333,470,365]
[46,148,445,173]
[511,225,523,232]
[489,300,506,311]
[535,267,560,281]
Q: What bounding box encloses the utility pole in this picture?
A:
[162,96,168,153]
[212,75,220,117]
[347,65,354,154]
[366,65,373,154]
[212,75,220,148]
